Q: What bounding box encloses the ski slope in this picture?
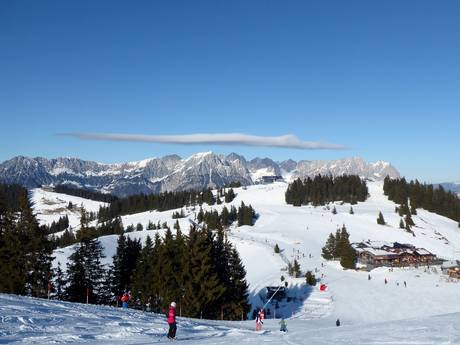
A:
[31,188,108,233]
[51,181,460,327]
[1,293,459,344]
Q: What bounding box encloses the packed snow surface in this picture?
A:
[23,181,460,343]
[1,294,459,344]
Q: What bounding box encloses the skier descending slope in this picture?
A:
[255,309,264,331]
[167,302,177,340]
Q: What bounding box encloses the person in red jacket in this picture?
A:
[167,301,177,339]
[121,291,131,308]
[255,309,264,331]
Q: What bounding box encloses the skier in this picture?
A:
[336,318,341,327]
[404,281,407,288]
[368,274,371,281]
[279,318,287,332]
[167,301,177,340]
[121,291,131,308]
[384,278,387,285]
[255,309,264,331]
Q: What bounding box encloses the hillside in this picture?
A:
[31,187,107,232]
[1,292,459,344]
[47,180,460,325]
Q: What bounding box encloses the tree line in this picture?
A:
[41,215,69,235]
[54,185,118,203]
[286,175,368,206]
[97,188,237,222]
[50,199,256,249]
[60,222,251,320]
[383,177,460,224]
[196,202,257,230]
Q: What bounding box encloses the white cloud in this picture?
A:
[60,132,347,150]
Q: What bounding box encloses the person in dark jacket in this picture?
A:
[279,318,287,332]
[336,318,341,327]
[167,302,177,339]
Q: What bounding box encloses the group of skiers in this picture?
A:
[116,298,343,339]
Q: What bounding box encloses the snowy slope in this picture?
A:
[52,181,460,327]
[1,293,459,344]
[31,188,108,231]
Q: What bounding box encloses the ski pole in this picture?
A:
[262,285,282,311]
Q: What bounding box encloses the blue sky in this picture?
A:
[1,1,459,182]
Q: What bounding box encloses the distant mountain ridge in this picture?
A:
[437,182,460,196]
[0,153,400,197]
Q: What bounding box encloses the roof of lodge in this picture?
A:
[353,241,434,258]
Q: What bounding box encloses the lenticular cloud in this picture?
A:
[60,132,346,150]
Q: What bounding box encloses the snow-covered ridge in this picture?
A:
[0,153,400,196]
[292,156,400,181]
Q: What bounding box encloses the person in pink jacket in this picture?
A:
[167,301,177,339]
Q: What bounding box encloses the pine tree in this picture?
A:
[321,233,335,260]
[225,247,250,320]
[0,188,53,297]
[64,246,87,302]
[377,212,386,225]
[349,206,354,215]
[54,263,66,300]
[399,218,405,229]
[340,244,357,269]
[221,206,230,227]
[174,220,180,231]
[110,234,127,297]
[182,227,225,318]
[292,259,301,278]
[332,206,337,215]
[305,271,316,286]
[131,236,155,307]
[0,211,27,294]
[224,188,236,203]
[65,236,106,304]
[274,243,280,253]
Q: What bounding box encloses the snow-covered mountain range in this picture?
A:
[0,153,400,196]
[438,182,460,196]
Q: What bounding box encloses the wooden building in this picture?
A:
[353,241,437,270]
[441,260,460,279]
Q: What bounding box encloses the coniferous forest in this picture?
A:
[54,185,118,203]
[383,177,460,223]
[0,184,54,297]
[285,175,368,206]
[0,182,251,320]
[97,188,236,221]
[57,224,250,320]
